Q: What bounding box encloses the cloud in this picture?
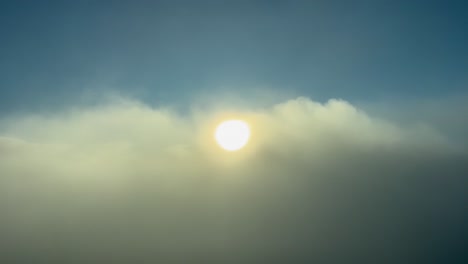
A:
[0,97,466,263]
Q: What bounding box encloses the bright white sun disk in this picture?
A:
[215,120,250,151]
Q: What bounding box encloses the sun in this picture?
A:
[215,120,251,151]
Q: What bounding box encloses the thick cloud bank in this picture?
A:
[1,97,466,263]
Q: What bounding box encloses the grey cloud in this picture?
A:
[0,97,466,263]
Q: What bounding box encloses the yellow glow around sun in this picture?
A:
[215,120,250,151]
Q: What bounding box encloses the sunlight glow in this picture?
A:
[215,120,250,151]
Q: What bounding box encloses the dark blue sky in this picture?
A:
[1,0,467,112]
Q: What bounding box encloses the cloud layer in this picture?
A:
[1,97,466,263]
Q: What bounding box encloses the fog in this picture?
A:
[1,97,466,263]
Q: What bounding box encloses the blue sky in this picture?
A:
[1,1,467,113]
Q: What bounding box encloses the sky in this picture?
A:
[0,1,467,263]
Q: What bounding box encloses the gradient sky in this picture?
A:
[1,0,467,112]
[0,1,467,263]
